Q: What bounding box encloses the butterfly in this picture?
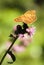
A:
[14,10,37,24]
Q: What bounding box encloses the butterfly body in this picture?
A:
[14,10,37,24]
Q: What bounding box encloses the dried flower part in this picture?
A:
[7,54,11,59]
[14,10,37,24]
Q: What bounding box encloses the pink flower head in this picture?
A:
[26,26,36,37]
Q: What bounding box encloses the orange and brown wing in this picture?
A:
[14,10,37,24]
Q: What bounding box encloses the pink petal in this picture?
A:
[26,26,36,37]
[19,34,32,46]
[13,26,17,31]
[13,45,25,53]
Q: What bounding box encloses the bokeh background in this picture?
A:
[0,0,44,65]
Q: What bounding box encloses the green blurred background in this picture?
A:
[0,0,44,65]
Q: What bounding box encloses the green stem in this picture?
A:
[0,36,18,65]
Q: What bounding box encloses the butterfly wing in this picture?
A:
[14,10,37,24]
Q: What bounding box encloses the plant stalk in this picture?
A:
[0,36,18,65]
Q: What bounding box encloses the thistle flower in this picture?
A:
[6,26,36,54]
